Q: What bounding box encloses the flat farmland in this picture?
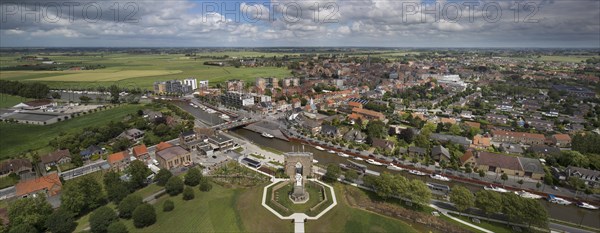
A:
[30,70,182,82]
[0,104,144,159]
[0,53,293,89]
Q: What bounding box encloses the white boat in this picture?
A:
[577,202,599,210]
[484,185,509,193]
[430,174,451,182]
[220,114,230,120]
[409,170,427,176]
[327,150,336,154]
[312,159,319,164]
[353,157,364,161]
[515,190,543,199]
[365,159,383,166]
[206,109,217,114]
[387,164,404,171]
[315,146,325,151]
[261,132,274,138]
[548,195,572,205]
[337,152,350,158]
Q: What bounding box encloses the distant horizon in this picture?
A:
[1,0,598,48]
[1,46,599,50]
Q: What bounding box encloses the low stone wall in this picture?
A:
[309,184,328,212]
[270,181,290,212]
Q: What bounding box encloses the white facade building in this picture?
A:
[183,78,198,90]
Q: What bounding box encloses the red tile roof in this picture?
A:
[492,130,545,140]
[132,144,148,157]
[460,150,474,164]
[476,151,523,171]
[16,173,62,197]
[552,134,571,141]
[108,151,127,164]
[156,142,173,152]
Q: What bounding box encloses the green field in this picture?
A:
[305,183,419,233]
[0,53,293,89]
[0,94,30,108]
[72,180,421,232]
[509,55,600,63]
[0,104,143,159]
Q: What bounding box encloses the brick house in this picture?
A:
[41,149,71,169]
[108,151,129,172]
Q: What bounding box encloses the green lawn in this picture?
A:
[269,181,324,214]
[0,94,30,108]
[118,183,291,233]
[0,176,18,189]
[74,203,117,232]
[0,53,293,90]
[305,183,419,233]
[0,104,144,159]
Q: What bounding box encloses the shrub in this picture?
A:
[118,194,143,219]
[90,206,118,233]
[154,169,172,186]
[182,187,195,200]
[184,168,202,187]
[132,204,156,228]
[199,179,213,192]
[165,176,184,196]
[107,221,128,233]
[163,200,174,212]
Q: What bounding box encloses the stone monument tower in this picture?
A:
[284,152,313,202]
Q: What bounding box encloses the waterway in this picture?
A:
[184,103,600,229]
[232,128,600,229]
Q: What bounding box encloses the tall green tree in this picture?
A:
[108,85,120,104]
[104,171,130,203]
[8,196,53,232]
[449,185,475,215]
[475,190,502,217]
[118,194,143,219]
[154,169,172,186]
[165,176,184,196]
[324,164,341,182]
[45,208,77,233]
[366,120,388,140]
[132,204,156,228]
[61,175,106,214]
[371,172,397,200]
[90,206,118,233]
[502,193,525,224]
[406,179,431,206]
[522,199,549,228]
[8,224,37,233]
[107,221,128,233]
[184,168,202,187]
[126,160,151,190]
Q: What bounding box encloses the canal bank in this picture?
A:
[231,128,600,229]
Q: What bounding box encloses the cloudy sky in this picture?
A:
[0,0,598,47]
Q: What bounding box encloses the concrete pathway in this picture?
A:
[429,204,494,233]
[258,175,338,233]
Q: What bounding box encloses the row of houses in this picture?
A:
[460,151,546,180]
[491,130,572,147]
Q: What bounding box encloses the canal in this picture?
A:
[183,104,600,229]
[232,128,600,229]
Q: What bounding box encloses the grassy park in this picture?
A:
[117,182,420,232]
[72,177,422,232]
[0,104,144,159]
[0,94,30,108]
[0,53,293,89]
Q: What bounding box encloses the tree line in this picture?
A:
[0,80,50,99]
[450,186,548,229]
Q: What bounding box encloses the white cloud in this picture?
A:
[0,0,598,47]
